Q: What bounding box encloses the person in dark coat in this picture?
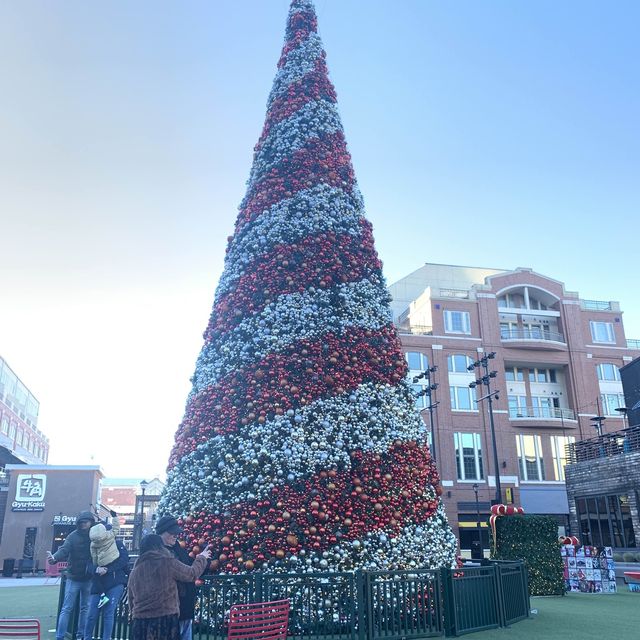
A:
[84,523,130,640]
[155,515,203,640]
[48,510,96,640]
[127,534,210,640]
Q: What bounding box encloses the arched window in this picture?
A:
[597,363,620,382]
[448,354,474,373]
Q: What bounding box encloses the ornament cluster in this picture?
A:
[161,0,457,573]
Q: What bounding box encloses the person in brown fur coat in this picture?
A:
[127,534,211,640]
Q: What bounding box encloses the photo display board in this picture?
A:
[561,545,617,593]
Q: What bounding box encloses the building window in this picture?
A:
[531,396,554,418]
[454,432,484,481]
[576,494,636,548]
[0,417,8,434]
[448,354,473,372]
[601,393,625,416]
[505,367,524,382]
[551,435,575,481]
[444,310,471,334]
[597,363,621,382]
[528,368,557,383]
[508,395,527,418]
[450,386,477,411]
[9,422,16,439]
[516,434,545,481]
[590,321,615,344]
[406,352,429,409]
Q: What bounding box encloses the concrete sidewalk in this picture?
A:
[0,576,60,587]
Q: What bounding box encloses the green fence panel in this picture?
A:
[365,569,444,639]
[262,571,358,640]
[494,562,530,626]
[442,566,500,637]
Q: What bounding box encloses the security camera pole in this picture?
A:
[468,352,502,505]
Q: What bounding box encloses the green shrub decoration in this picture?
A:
[491,514,564,596]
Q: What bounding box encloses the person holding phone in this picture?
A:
[155,515,199,640]
[127,534,211,640]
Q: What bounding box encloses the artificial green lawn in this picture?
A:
[0,585,59,634]
[472,590,638,639]
[0,584,637,639]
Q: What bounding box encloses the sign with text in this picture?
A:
[12,473,47,512]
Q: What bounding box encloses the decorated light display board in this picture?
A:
[562,545,617,593]
[159,0,457,574]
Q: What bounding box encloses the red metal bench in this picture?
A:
[228,600,290,640]
[0,618,41,640]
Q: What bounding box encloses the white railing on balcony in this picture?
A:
[500,328,565,343]
[438,288,469,299]
[509,407,576,420]
[396,324,433,336]
[581,299,612,311]
[627,339,640,350]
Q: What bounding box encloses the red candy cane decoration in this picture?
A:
[489,504,525,553]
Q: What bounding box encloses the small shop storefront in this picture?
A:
[0,464,103,574]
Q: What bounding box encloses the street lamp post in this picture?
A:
[590,415,606,437]
[473,483,482,559]
[413,366,439,461]
[615,407,629,430]
[468,352,502,505]
[137,479,149,549]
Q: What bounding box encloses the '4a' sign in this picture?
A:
[12,474,47,512]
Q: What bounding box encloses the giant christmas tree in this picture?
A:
[161,0,457,573]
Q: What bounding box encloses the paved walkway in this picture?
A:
[0,576,59,587]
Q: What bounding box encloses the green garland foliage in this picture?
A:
[491,514,565,596]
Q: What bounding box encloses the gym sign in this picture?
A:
[12,473,47,512]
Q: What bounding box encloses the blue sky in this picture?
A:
[1,1,638,477]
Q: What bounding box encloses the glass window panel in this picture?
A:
[587,497,601,546]
[448,354,471,372]
[577,498,590,543]
[407,352,426,371]
[620,495,637,548]
[608,496,625,547]
[591,321,615,343]
[597,497,612,547]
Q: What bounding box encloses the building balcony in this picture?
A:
[509,407,576,422]
[500,328,566,350]
[627,339,640,350]
[566,425,640,464]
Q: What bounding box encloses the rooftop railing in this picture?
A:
[500,328,565,343]
[509,407,576,421]
[438,288,469,299]
[581,299,613,311]
[396,324,433,336]
[566,425,640,464]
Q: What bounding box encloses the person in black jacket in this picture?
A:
[84,523,130,640]
[156,515,204,640]
[48,510,96,640]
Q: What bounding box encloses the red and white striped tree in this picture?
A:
[161,0,457,574]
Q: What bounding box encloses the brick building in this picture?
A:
[0,356,49,467]
[389,263,639,555]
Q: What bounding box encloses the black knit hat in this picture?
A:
[155,515,182,536]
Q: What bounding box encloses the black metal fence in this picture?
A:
[58,560,529,639]
[566,425,640,464]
